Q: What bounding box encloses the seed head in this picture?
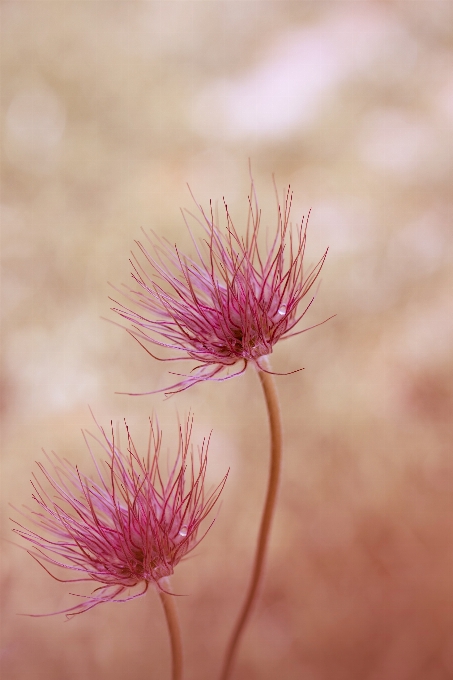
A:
[12,416,226,617]
[113,178,329,394]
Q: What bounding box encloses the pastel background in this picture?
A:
[1,2,452,679]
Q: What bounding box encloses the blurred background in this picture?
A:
[1,1,452,679]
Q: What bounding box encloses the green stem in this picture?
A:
[220,356,282,679]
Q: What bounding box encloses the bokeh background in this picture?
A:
[1,2,452,679]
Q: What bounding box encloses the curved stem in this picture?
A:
[220,356,282,680]
[159,581,183,680]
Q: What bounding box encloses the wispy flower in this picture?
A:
[113,179,329,394]
[13,416,226,617]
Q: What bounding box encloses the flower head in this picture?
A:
[13,416,226,617]
[113,178,329,394]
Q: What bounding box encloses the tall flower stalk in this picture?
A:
[159,580,184,680]
[113,177,329,677]
[13,415,227,680]
[219,356,282,680]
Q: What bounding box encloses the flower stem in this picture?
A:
[159,582,183,680]
[220,356,282,680]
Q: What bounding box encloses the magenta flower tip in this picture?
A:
[12,416,227,617]
[112,178,329,394]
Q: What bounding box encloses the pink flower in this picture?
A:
[113,179,329,394]
[12,416,227,617]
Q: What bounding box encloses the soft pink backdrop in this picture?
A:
[1,2,452,679]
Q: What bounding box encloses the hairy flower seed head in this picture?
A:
[113,178,329,394]
[12,416,226,617]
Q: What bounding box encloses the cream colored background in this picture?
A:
[1,2,452,679]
